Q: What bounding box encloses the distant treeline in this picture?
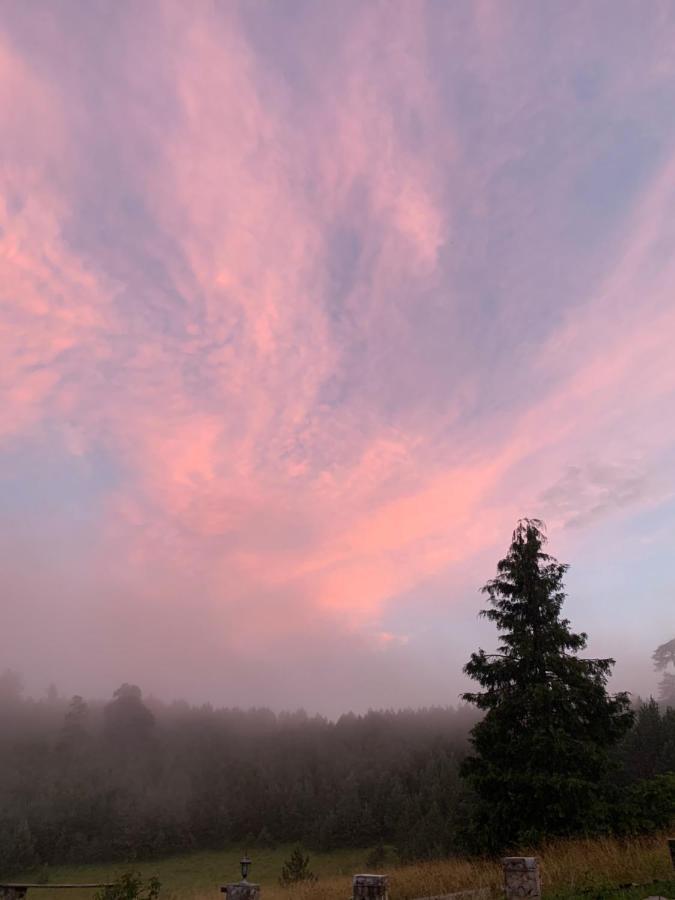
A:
[0,674,479,872]
[0,670,673,875]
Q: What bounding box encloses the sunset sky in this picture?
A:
[2,0,674,714]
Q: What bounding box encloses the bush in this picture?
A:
[613,773,675,834]
[95,873,161,900]
[279,846,317,886]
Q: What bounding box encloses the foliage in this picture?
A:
[103,685,156,748]
[279,846,317,886]
[61,695,89,748]
[0,673,476,872]
[461,519,635,851]
[95,873,161,900]
[616,698,675,780]
[0,817,38,877]
[610,772,675,834]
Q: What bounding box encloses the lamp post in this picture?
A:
[221,856,259,900]
[240,857,252,883]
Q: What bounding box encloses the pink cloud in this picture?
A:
[1,1,675,707]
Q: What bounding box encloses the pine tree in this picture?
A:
[620,698,664,779]
[461,519,634,851]
[61,695,90,748]
[279,846,317,886]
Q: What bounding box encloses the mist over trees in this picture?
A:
[0,676,479,874]
[1,522,674,875]
[0,676,673,875]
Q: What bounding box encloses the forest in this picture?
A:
[1,522,674,876]
[0,678,673,875]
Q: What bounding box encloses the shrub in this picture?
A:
[94,872,161,900]
[279,846,317,886]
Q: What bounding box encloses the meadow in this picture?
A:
[11,832,675,900]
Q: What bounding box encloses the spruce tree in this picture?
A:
[461,519,634,851]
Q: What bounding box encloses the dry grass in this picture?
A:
[247,832,675,900]
[535,832,674,896]
[16,831,674,900]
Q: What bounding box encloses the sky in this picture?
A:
[1,0,675,716]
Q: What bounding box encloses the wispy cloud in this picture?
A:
[1,1,675,709]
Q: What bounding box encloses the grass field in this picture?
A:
[11,831,675,900]
[11,846,371,900]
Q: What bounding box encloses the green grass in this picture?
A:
[11,832,675,900]
[12,846,373,900]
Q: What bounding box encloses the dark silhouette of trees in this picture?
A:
[461,519,635,851]
[103,684,155,746]
[0,686,476,875]
[618,697,675,780]
[61,695,89,747]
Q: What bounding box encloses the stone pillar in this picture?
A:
[353,874,389,900]
[502,857,541,900]
[221,882,260,900]
[668,838,675,869]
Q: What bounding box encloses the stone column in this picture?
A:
[668,838,675,869]
[221,882,260,900]
[502,857,541,900]
[353,874,389,900]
